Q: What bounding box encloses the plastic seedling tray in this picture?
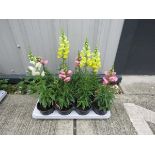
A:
[0,90,7,103]
[32,103,111,119]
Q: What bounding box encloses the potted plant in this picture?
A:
[27,51,55,115]
[93,85,115,115]
[55,31,74,115]
[74,39,101,115]
[55,80,74,115]
[75,90,92,115]
[37,79,55,115]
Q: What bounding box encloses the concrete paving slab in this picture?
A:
[0,95,73,135]
[76,95,137,135]
[120,76,155,95]
[124,103,154,135]
[148,122,155,134]
[0,91,155,135]
[118,94,155,112]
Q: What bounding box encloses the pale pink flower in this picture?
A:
[64,77,71,82]
[104,71,110,79]
[59,73,66,79]
[40,59,48,65]
[109,76,118,82]
[59,74,63,79]
[60,70,66,75]
[75,60,80,67]
[67,70,73,76]
[102,77,109,85]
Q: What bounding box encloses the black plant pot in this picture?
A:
[75,106,91,115]
[92,103,107,115]
[55,104,73,115]
[37,102,55,115]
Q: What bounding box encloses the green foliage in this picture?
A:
[38,75,57,108]
[0,79,8,90]
[94,85,115,111]
[55,80,74,110]
[71,69,101,110]
[75,71,95,109]
[17,81,27,94]
[90,72,100,93]
[0,79,18,94]
[17,76,39,94]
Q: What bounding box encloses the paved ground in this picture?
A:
[0,75,155,135]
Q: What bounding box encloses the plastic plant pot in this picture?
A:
[37,102,55,115]
[75,106,91,115]
[55,104,73,115]
[92,102,108,115]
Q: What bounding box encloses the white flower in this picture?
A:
[35,62,42,69]
[28,66,35,72]
[41,71,45,77]
[32,71,40,76]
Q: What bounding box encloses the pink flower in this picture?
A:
[75,60,80,67]
[40,59,48,65]
[59,74,63,79]
[60,70,65,75]
[67,70,73,76]
[64,77,71,82]
[103,77,109,85]
[59,73,66,79]
[109,76,118,82]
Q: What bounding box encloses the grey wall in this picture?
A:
[0,19,124,75]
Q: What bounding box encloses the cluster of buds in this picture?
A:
[74,56,81,67]
[59,70,73,82]
[102,67,118,85]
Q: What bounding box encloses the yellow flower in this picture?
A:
[79,39,92,69]
[89,48,101,73]
[57,32,70,59]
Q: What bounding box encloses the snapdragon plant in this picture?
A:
[94,85,115,111]
[38,76,58,108]
[74,39,101,109]
[55,31,74,110]
[55,79,74,109]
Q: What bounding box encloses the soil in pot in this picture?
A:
[75,105,91,115]
[55,104,73,115]
[92,102,107,115]
[37,102,55,115]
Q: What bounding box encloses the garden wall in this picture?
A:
[0,19,124,75]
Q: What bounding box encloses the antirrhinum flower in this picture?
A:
[79,39,92,68]
[58,69,73,82]
[74,57,81,67]
[40,59,48,65]
[102,67,118,85]
[89,48,101,73]
[27,52,48,77]
[57,32,70,59]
